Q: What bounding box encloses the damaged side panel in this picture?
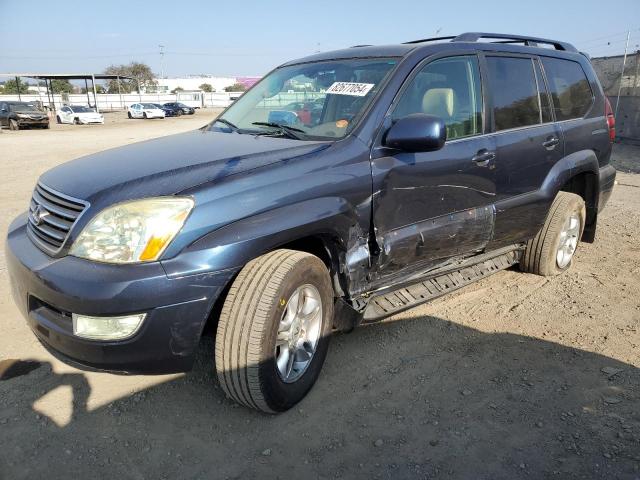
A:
[371,205,495,287]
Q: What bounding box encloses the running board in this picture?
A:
[362,248,522,321]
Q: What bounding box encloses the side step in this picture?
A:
[363,249,522,321]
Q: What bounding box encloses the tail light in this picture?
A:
[605,97,615,143]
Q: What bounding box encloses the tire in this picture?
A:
[176,110,182,116]
[74,117,81,125]
[215,249,334,413]
[520,192,586,276]
[43,123,50,129]
[56,115,62,124]
[9,119,18,131]
[127,112,132,119]
[143,113,148,119]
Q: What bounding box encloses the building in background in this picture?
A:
[591,51,640,142]
[143,75,261,93]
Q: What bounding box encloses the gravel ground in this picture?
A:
[0,116,639,480]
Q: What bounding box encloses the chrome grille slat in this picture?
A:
[27,182,88,255]
[32,190,81,219]
[35,185,84,212]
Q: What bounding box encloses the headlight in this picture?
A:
[70,197,193,263]
[16,113,28,118]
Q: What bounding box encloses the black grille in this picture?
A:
[27,183,88,255]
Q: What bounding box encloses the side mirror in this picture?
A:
[383,113,446,153]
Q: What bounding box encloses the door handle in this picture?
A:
[472,150,496,167]
[542,136,560,149]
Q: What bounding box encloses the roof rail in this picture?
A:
[452,32,577,52]
[402,36,457,45]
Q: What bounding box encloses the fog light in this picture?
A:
[72,313,146,340]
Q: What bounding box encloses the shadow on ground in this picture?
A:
[1,314,639,480]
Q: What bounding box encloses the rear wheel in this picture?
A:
[9,119,18,131]
[520,192,586,276]
[215,249,334,413]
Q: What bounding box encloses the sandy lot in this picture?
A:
[0,114,639,480]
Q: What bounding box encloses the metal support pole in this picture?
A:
[85,79,91,106]
[614,30,630,118]
[117,75,124,110]
[16,76,21,101]
[137,79,142,102]
[49,79,56,111]
[91,75,99,113]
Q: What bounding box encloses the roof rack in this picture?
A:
[452,32,577,52]
[403,32,577,52]
[403,35,457,45]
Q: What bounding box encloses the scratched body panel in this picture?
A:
[370,135,497,282]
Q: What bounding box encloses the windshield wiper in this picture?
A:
[251,122,306,139]
[213,118,239,131]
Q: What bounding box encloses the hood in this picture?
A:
[40,129,329,204]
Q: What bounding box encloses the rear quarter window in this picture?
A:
[541,57,593,121]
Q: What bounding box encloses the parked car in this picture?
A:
[7,33,617,413]
[0,101,49,130]
[56,105,104,125]
[151,103,178,117]
[127,103,165,119]
[163,102,195,115]
[282,101,324,126]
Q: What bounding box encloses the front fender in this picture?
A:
[161,196,361,279]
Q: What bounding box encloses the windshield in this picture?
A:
[71,106,94,113]
[10,103,39,112]
[213,58,397,140]
[142,103,158,109]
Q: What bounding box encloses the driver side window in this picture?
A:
[392,55,483,141]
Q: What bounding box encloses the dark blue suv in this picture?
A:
[6,33,616,412]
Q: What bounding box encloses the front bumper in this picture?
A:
[17,117,49,127]
[6,214,235,374]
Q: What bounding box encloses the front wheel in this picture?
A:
[215,249,334,413]
[143,112,148,119]
[56,115,62,124]
[127,112,132,119]
[521,192,586,276]
[9,119,18,130]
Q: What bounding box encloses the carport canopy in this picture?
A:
[0,73,137,112]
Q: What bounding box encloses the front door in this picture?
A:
[371,54,497,285]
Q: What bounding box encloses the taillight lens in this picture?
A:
[605,97,615,143]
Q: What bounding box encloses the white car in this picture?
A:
[128,103,165,119]
[56,105,104,125]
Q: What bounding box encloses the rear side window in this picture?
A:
[541,57,593,121]
[486,56,540,131]
[392,55,483,140]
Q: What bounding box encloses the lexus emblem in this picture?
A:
[31,205,49,226]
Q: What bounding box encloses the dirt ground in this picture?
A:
[0,113,639,480]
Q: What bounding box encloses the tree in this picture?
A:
[224,83,247,92]
[199,83,214,92]
[104,62,157,93]
[51,79,74,94]
[2,78,32,94]
[171,86,184,94]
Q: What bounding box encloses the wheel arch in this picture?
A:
[544,150,600,243]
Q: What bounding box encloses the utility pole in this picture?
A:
[614,31,630,117]
[159,45,165,79]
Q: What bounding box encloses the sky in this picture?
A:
[1,0,639,78]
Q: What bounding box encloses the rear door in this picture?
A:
[484,54,564,248]
[370,54,497,284]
